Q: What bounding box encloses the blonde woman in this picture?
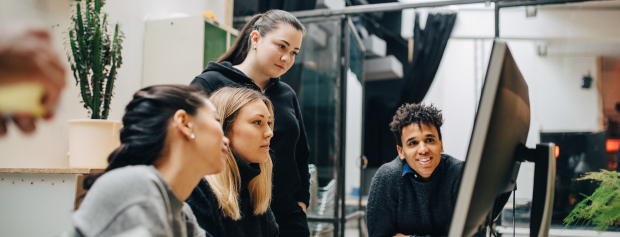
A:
[186,86,278,237]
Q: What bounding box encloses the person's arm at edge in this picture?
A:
[291,95,311,211]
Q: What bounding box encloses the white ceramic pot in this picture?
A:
[67,119,122,168]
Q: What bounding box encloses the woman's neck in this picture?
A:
[154,151,203,202]
[234,61,270,91]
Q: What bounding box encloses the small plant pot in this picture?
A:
[67,119,122,168]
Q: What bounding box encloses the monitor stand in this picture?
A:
[515,143,556,237]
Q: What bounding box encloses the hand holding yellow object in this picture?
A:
[0,24,66,135]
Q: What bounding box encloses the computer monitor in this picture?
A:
[448,40,556,237]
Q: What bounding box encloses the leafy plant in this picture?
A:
[66,0,123,119]
[564,170,620,231]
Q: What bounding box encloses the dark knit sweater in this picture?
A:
[191,61,310,215]
[366,154,464,237]
[186,156,278,237]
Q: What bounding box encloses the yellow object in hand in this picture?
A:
[0,83,45,116]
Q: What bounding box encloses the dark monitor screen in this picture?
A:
[449,40,531,237]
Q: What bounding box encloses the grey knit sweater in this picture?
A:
[366,154,464,237]
[62,165,207,237]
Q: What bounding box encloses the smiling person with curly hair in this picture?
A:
[366,103,469,237]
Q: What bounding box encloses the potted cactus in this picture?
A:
[65,0,123,168]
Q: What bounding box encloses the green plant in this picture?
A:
[564,169,620,232]
[66,0,123,119]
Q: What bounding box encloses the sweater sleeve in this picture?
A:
[265,207,280,237]
[366,166,399,237]
[186,179,221,237]
[62,201,171,237]
[291,95,311,207]
[451,161,465,205]
[97,200,173,237]
[183,203,212,237]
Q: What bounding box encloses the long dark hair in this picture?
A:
[83,85,208,189]
[218,9,306,65]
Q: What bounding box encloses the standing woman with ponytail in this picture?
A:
[62,85,229,237]
[190,9,311,236]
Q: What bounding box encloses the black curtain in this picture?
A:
[399,12,457,105]
[363,12,457,169]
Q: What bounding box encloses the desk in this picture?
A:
[0,168,103,236]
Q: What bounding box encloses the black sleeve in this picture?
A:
[190,77,214,95]
[186,179,221,237]
[366,167,399,237]
[291,95,311,207]
[183,204,213,237]
[265,207,279,237]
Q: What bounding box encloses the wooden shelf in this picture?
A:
[0,168,104,174]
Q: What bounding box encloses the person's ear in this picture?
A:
[250,30,261,46]
[397,145,405,160]
[440,140,444,153]
[173,109,193,140]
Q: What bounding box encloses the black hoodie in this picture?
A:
[186,156,279,237]
[190,61,311,215]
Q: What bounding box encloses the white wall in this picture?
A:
[0,0,225,168]
[345,69,363,197]
[422,39,488,161]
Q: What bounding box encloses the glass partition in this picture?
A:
[280,19,341,237]
[344,20,365,219]
[281,20,341,187]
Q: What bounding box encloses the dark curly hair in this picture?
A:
[389,103,444,146]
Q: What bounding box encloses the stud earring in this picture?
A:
[190,133,195,139]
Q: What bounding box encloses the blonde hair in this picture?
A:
[206,86,274,220]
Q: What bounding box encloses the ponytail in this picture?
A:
[218,14,262,65]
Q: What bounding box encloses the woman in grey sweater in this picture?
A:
[62,85,229,237]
